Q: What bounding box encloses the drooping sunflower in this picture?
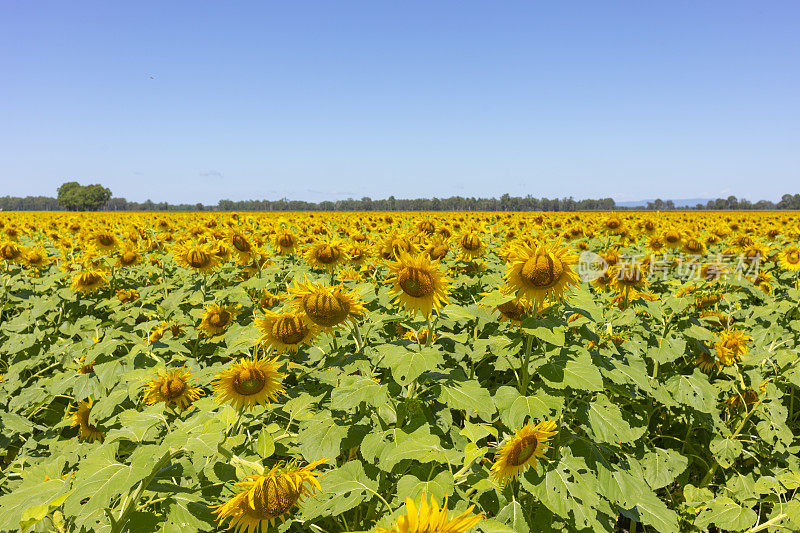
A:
[304,240,345,271]
[116,247,141,267]
[198,303,241,337]
[289,276,365,330]
[69,398,105,442]
[273,230,299,255]
[458,232,485,260]
[116,288,139,303]
[255,311,318,353]
[490,420,557,485]
[213,459,326,533]
[386,253,450,316]
[777,246,800,271]
[503,241,579,306]
[173,241,219,272]
[230,231,255,263]
[91,231,119,252]
[0,241,26,263]
[715,328,750,366]
[608,262,650,303]
[24,247,51,270]
[213,356,286,410]
[374,495,483,533]
[71,269,107,294]
[258,289,284,310]
[694,350,718,373]
[143,367,203,410]
[494,298,531,325]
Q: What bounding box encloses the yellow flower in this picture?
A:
[503,241,579,307]
[173,241,219,272]
[116,288,139,303]
[71,269,107,293]
[198,303,240,337]
[213,460,326,533]
[289,276,366,329]
[387,253,450,317]
[458,232,485,260]
[69,398,105,442]
[273,230,299,255]
[116,247,141,267]
[213,356,286,410]
[375,495,483,533]
[0,241,27,263]
[304,240,345,271]
[143,367,203,410]
[490,420,557,485]
[777,246,800,271]
[715,328,750,366]
[255,311,318,353]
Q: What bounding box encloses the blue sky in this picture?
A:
[1,1,798,204]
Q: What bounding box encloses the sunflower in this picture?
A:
[494,298,531,325]
[304,240,345,271]
[777,246,800,271]
[608,262,649,303]
[425,237,450,261]
[503,241,579,306]
[337,266,363,281]
[273,231,299,255]
[715,328,750,366]
[143,367,203,410]
[230,231,255,263]
[663,230,682,249]
[71,269,107,293]
[458,232,485,260]
[117,248,141,267]
[490,420,557,485]
[347,244,371,267]
[24,247,50,270]
[0,241,26,263]
[148,321,183,344]
[375,495,483,533]
[198,303,241,337]
[91,231,119,251]
[289,276,365,329]
[69,398,105,442]
[116,288,139,303]
[695,350,718,373]
[213,356,286,410]
[213,459,326,533]
[173,241,219,272]
[255,311,318,353]
[258,290,284,310]
[387,253,450,316]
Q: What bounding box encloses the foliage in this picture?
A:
[0,210,799,533]
[56,182,112,211]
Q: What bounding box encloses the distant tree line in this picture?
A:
[1,187,798,212]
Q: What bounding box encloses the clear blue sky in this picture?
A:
[1,1,798,204]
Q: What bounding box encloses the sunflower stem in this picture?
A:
[518,334,534,394]
[425,314,433,347]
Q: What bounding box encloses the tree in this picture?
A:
[56,181,112,211]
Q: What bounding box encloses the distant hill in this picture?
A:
[616,198,713,208]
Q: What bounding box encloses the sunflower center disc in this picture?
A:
[398,267,434,298]
[274,317,308,345]
[187,250,210,268]
[249,477,300,519]
[315,246,340,264]
[508,434,538,466]
[161,378,187,399]
[304,294,349,327]
[233,235,250,252]
[233,369,266,395]
[209,311,230,327]
[520,254,563,288]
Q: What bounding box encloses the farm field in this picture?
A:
[1,211,800,533]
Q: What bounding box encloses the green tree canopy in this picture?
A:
[57,181,112,211]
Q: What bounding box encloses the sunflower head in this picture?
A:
[117,248,141,267]
[71,269,107,294]
[213,356,286,411]
[289,276,366,329]
[375,495,483,533]
[143,367,203,410]
[778,246,800,271]
[69,398,105,442]
[1,241,27,263]
[715,328,750,366]
[387,253,450,317]
[198,303,240,337]
[174,242,219,272]
[116,288,139,303]
[305,241,345,271]
[213,459,326,533]
[503,241,579,306]
[255,311,318,353]
[490,420,557,485]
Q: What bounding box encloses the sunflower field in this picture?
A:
[2,211,800,533]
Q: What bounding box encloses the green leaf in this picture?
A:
[330,374,388,410]
[521,317,565,347]
[396,470,454,501]
[0,480,68,531]
[379,344,443,386]
[379,427,447,471]
[664,370,718,413]
[641,448,689,490]
[438,379,495,420]
[579,395,646,444]
[710,436,743,469]
[255,428,275,459]
[302,460,378,517]
[695,497,758,531]
[298,416,348,462]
